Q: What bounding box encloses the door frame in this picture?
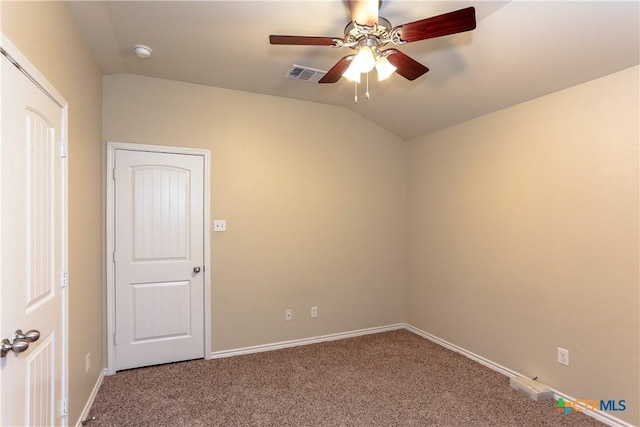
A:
[1,34,69,422]
[105,141,211,375]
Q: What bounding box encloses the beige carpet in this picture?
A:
[85,330,605,426]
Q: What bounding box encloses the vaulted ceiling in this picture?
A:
[67,1,640,140]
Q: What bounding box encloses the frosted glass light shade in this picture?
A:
[342,61,361,83]
[375,56,397,81]
[352,46,376,73]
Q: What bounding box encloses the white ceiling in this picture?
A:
[67,1,639,140]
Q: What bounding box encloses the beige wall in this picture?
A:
[406,66,639,424]
[1,1,104,425]
[103,74,407,350]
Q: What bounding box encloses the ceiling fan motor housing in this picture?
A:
[343,17,393,49]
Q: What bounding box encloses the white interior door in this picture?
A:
[0,52,66,426]
[114,149,205,371]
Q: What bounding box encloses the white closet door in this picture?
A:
[114,149,205,371]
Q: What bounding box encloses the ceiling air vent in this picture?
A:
[284,65,327,83]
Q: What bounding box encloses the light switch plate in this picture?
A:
[214,219,226,232]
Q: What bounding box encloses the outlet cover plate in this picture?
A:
[558,347,569,366]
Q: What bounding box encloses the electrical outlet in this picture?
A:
[285,309,292,321]
[310,306,318,318]
[85,353,91,372]
[558,347,569,366]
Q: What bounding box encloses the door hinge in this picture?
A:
[112,251,116,263]
[61,270,68,288]
[113,333,117,346]
[112,167,116,180]
[58,398,68,417]
[60,139,68,158]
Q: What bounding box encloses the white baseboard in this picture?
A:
[211,323,404,359]
[402,323,635,427]
[402,323,520,378]
[75,368,107,427]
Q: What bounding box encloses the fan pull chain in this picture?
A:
[365,73,370,100]
[354,81,358,103]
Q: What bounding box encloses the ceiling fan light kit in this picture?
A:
[269,1,476,102]
[352,45,376,73]
[341,43,398,84]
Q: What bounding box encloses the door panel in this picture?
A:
[26,332,55,426]
[114,150,204,371]
[131,280,192,342]
[132,166,190,261]
[1,53,65,426]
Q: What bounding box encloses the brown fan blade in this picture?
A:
[396,7,476,43]
[348,0,378,27]
[319,56,355,83]
[269,35,339,46]
[385,49,429,81]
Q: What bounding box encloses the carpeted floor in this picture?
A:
[85,330,605,426]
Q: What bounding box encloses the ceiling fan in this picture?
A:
[269,1,477,86]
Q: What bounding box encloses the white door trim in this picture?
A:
[105,141,211,375]
[1,35,66,108]
[1,33,69,423]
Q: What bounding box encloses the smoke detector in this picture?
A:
[133,44,153,59]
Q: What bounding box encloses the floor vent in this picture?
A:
[509,376,554,401]
[284,65,327,83]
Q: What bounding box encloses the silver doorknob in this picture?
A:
[0,329,40,357]
[15,329,40,343]
[193,266,201,273]
[1,339,29,357]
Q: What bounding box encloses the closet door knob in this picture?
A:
[1,329,40,357]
